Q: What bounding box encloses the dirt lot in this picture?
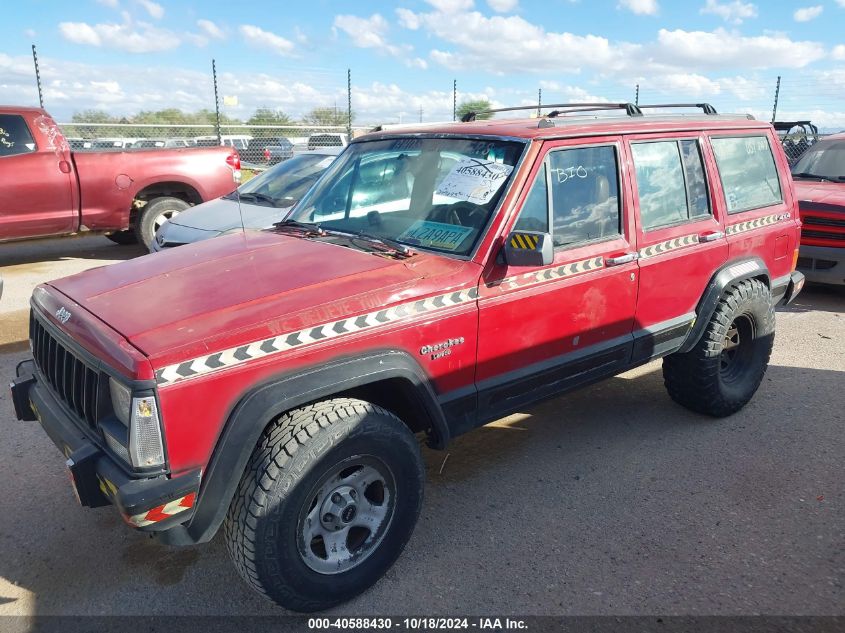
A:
[0,237,842,616]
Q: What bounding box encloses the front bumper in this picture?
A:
[10,360,200,531]
[797,245,845,285]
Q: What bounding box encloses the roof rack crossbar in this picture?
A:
[637,103,718,115]
[460,102,642,123]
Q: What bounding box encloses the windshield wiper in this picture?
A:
[792,172,838,182]
[351,231,415,258]
[237,192,284,207]
[272,218,326,236]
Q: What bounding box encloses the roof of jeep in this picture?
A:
[359,114,773,143]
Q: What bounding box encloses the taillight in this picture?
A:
[225,152,241,184]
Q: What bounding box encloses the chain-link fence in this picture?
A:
[57,122,370,169]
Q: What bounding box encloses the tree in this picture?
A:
[456,99,493,121]
[246,108,292,136]
[71,110,117,123]
[301,106,353,126]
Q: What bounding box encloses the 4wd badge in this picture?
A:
[55,307,72,324]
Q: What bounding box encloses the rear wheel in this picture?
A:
[224,398,424,612]
[663,278,775,417]
[137,196,190,251]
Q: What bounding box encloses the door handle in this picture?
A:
[699,231,724,243]
[605,252,639,266]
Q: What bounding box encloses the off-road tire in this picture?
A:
[105,229,138,245]
[663,278,775,417]
[224,398,424,612]
[137,196,190,251]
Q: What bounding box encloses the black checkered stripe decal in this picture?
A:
[155,287,479,387]
[726,212,787,236]
[491,256,604,292]
[638,233,700,259]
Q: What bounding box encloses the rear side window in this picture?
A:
[548,146,621,247]
[631,139,711,230]
[711,136,782,213]
[0,114,37,157]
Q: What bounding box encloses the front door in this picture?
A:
[476,138,639,423]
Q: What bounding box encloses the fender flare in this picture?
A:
[161,349,449,545]
[678,256,771,354]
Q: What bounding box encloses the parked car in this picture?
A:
[90,138,139,150]
[241,136,294,164]
[195,135,252,152]
[307,132,348,150]
[791,132,845,284]
[11,102,804,613]
[0,106,239,249]
[132,138,193,149]
[151,147,341,252]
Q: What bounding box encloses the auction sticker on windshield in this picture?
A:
[399,220,473,250]
[435,158,514,204]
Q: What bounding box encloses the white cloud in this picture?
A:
[487,0,519,12]
[197,19,225,40]
[406,57,429,69]
[832,45,845,60]
[137,0,163,19]
[700,0,757,24]
[96,0,119,7]
[425,0,475,13]
[238,25,295,56]
[618,0,659,15]
[24,28,36,39]
[333,14,396,52]
[396,8,421,29]
[793,5,823,21]
[59,19,180,53]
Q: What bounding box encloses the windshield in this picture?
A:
[288,137,525,256]
[230,152,337,207]
[792,140,845,181]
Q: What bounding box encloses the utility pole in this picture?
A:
[453,79,457,121]
[537,88,542,117]
[635,83,639,106]
[31,44,44,109]
[212,59,221,145]
[771,75,781,123]
[347,68,352,137]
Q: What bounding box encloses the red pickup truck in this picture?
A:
[0,106,239,249]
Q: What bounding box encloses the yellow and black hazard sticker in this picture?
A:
[510,233,540,250]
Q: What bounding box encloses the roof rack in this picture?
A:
[460,102,643,123]
[637,103,718,115]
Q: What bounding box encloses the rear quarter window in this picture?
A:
[0,114,37,157]
[711,135,783,214]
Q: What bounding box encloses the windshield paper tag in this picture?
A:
[435,158,514,204]
[399,220,473,251]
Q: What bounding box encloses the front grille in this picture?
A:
[802,230,845,241]
[30,310,102,429]
[803,216,845,229]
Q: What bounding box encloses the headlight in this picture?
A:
[129,396,165,468]
[109,378,132,426]
[107,378,165,469]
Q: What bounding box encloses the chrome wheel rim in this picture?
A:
[153,209,181,233]
[719,314,755,382]
[297,455,396,575]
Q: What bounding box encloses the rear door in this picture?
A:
[0,113,76,240]
[626,133,729,362]
[475,138,639,424]
[708,132,798,288]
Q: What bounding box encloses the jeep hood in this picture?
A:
[48,230,469,364]
[794,180,845,206]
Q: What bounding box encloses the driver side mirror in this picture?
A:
[503,231,553,267]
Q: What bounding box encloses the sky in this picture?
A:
[2,0,845,127]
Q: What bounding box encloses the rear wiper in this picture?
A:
[792,172,837,182]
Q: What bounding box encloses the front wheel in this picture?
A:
[137,196,190,251]
[663,278,775,417]
[224,398,424,612]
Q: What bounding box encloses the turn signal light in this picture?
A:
[791,248,800,272]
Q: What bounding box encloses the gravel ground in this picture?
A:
[0,237,842,616]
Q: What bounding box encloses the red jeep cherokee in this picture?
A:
[12,103,804,612]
